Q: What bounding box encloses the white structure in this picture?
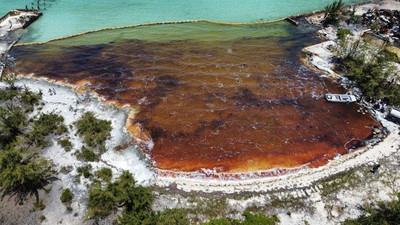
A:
[325,93,357,103]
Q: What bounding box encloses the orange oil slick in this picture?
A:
[7,32,378,174]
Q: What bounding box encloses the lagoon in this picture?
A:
[2,0,367,43]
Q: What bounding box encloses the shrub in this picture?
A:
[156,209,189,225]
[337,29,352,41]
[241,211,279,225]
[74,112,111,148]
[77,165,92,179]
[86,171,155,223]
[0,73,19,102]
[0,150,55,204]
[344,193,400,225]
[370,22,379,30]
[58,138,73,151]
[76,146,98,162]
[32,200,46,211]
[34,113,65,135]
[27,112,66,147]
[95,167,112,183]
[0,88,19,102]
[20,86,42,106]
[0,104,27,148]
[203,218,236,225]
[39,214,46,222]
[60,188,74,204]
[87,185,117,219]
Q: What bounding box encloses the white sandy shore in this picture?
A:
[1,77,155,225]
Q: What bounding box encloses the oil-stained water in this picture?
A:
[8,22,378,173]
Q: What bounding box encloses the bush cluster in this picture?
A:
[0,78,59,204]
[27,112,67,147]
[323,0,344,26]
[76,146,98,162]
[74,112,111,162]
[341,51,400,104]
[203,211,279,225]
[74,112,111,148]
[86,170,190,225]
[344,193,400,225]
[58,138,73,151]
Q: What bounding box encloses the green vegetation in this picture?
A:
[74,112,111,148]
[58,138,73,151]
[76,146,98,162]
[0,104,27,148]
[86,171,154,222]
[343,193,400,225]
[0,78,60,204]
[74,112,111,162]
[60,188,74,204]
[0,74,20,102]
[20,86,42,108]
[86,170,193,225]
[337,29,352,41]
[0,150,55,203]
[370,22,379,31]
[31,199,46,211]
[95,167,112,183]
[323,0,344,26]
[156,209,190,225]
[341,51,400,104]
[0,87,20,102]
[27,112,67,147]
[203,211,279,225]
[60,188,74,212]
[77,165,92,179]
[39,214,46,222]
[335,35,400,104]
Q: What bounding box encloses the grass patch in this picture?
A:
[182,197,229,223]
[320,169,362,196]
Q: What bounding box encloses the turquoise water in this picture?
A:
[1,0,367,43]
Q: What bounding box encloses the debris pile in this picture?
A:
[362,9,400,43]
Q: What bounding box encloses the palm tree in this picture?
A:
[324,0,345,26]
